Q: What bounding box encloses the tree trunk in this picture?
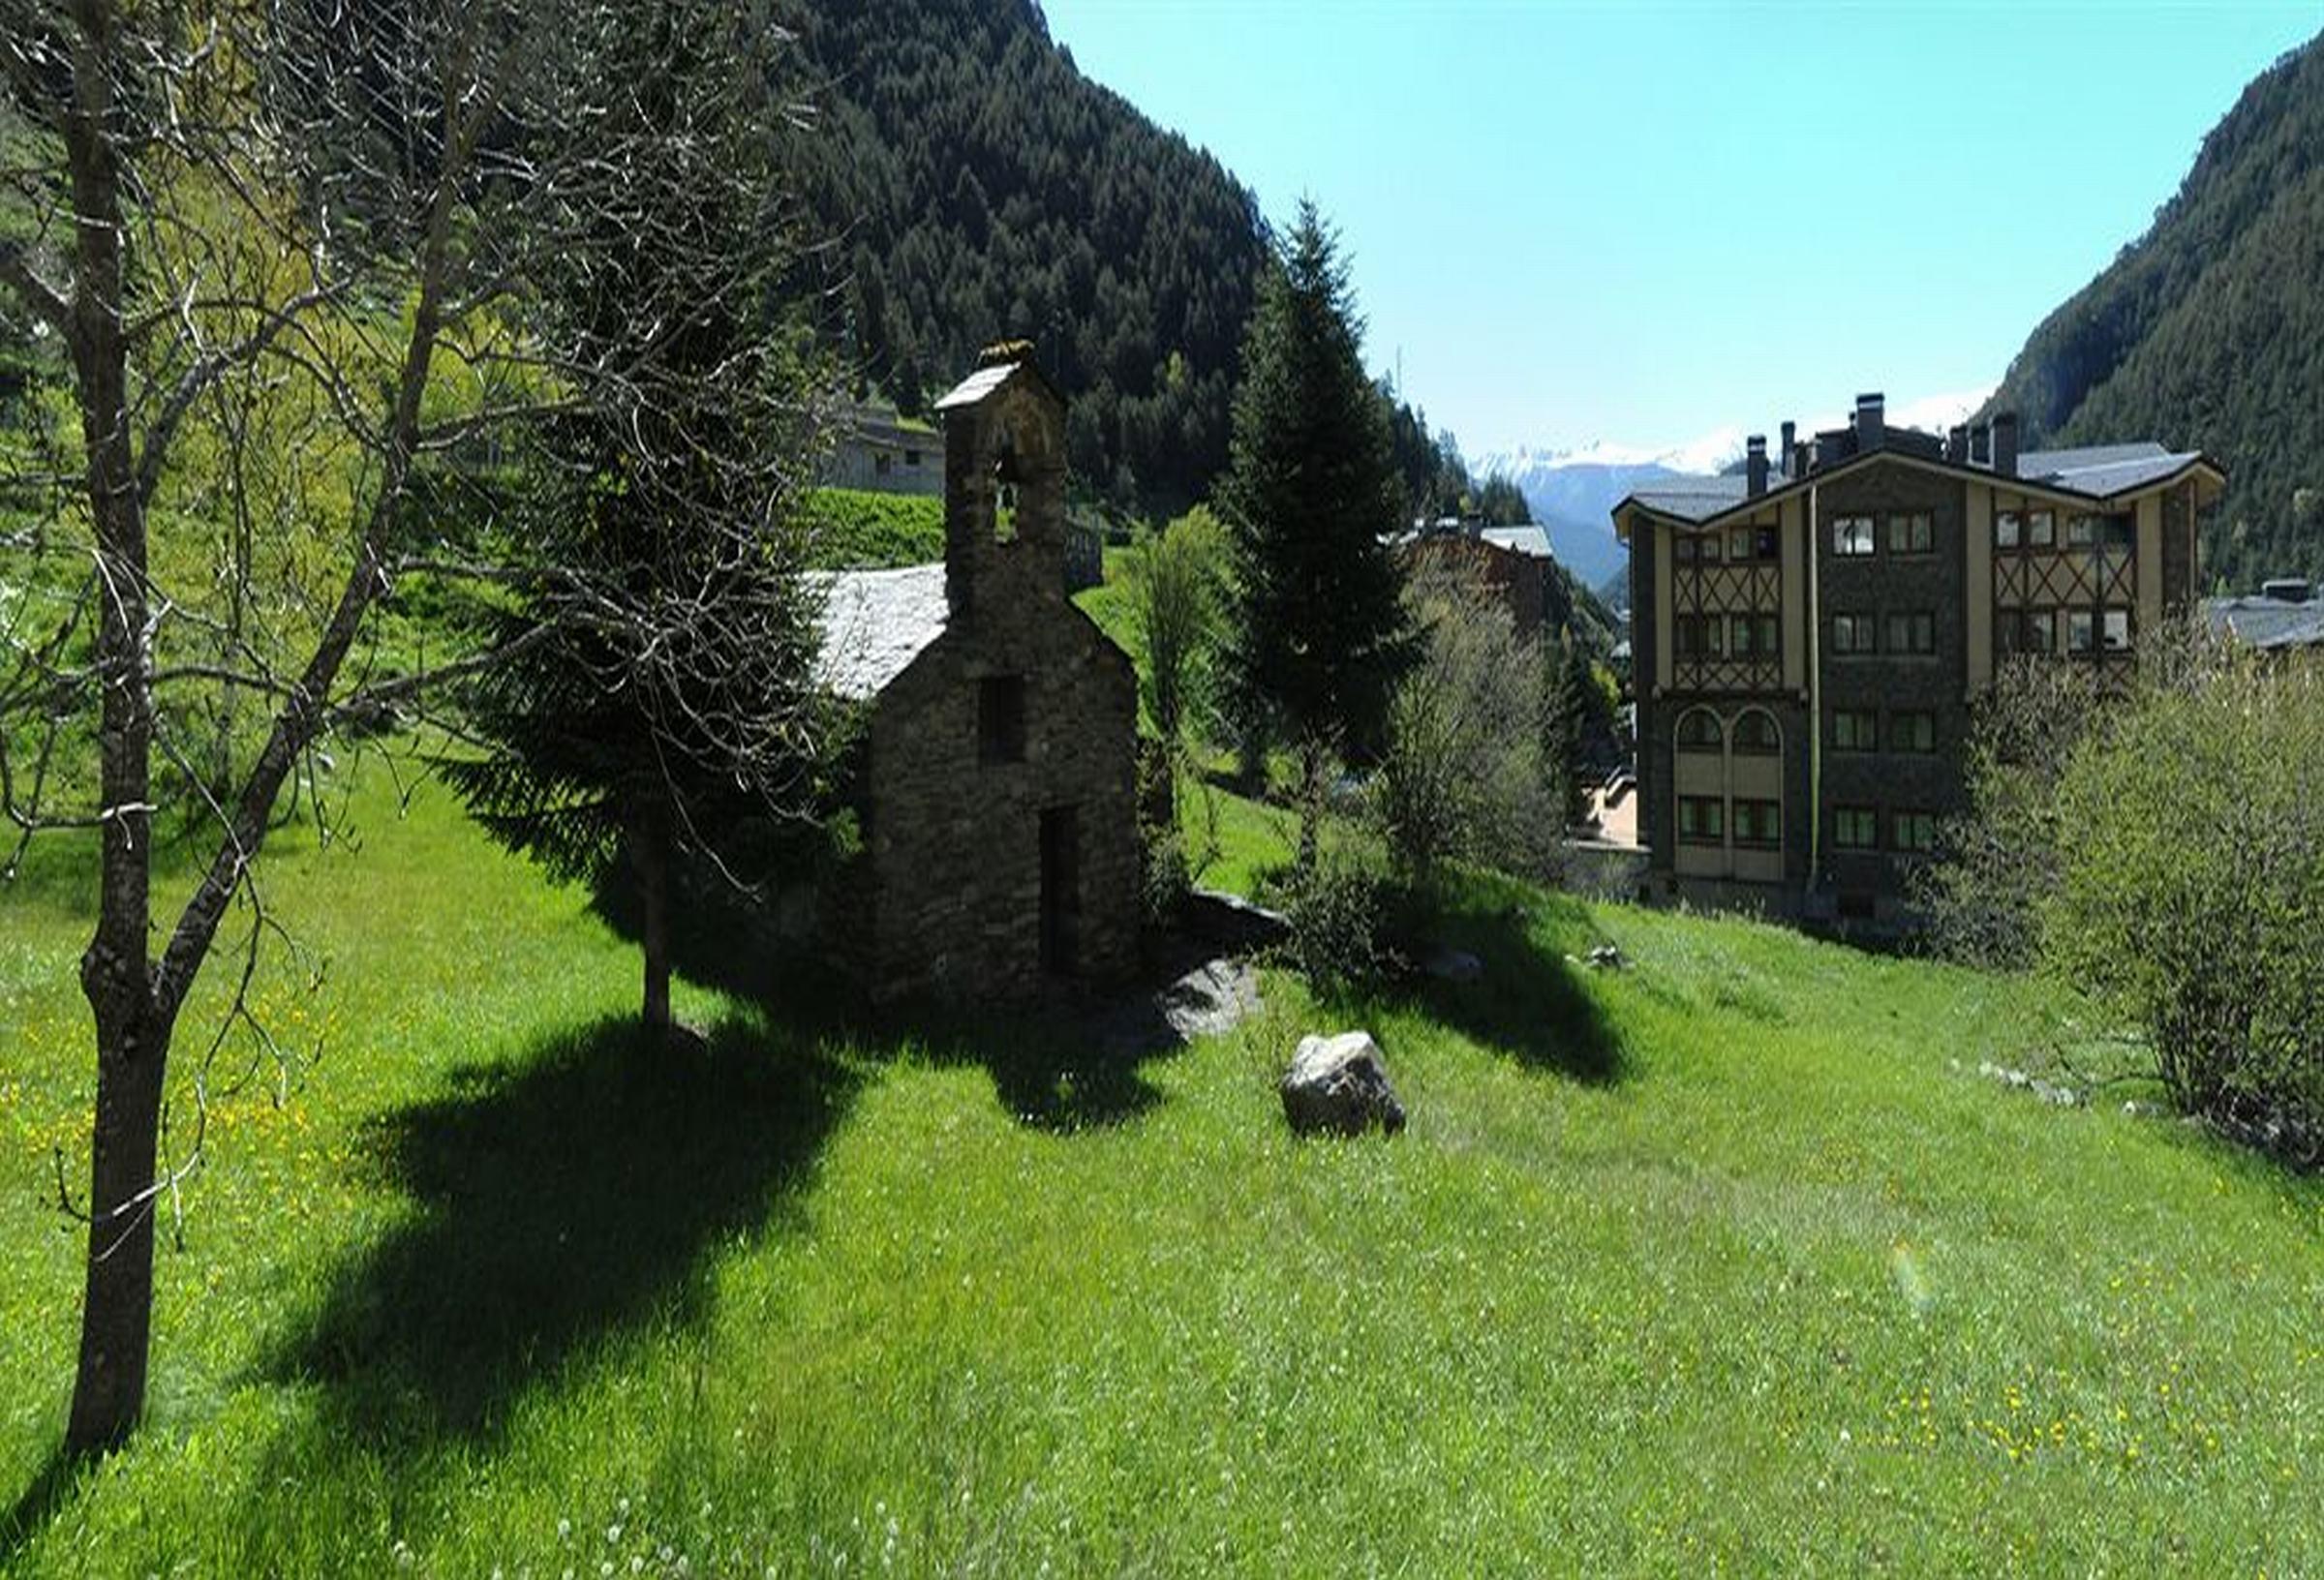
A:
[637,820,673,1033]
[62,0,166,1457]
[64,1005,168,1456]
[1298,737,1323,875]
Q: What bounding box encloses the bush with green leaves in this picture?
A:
[2036,637,2322,1147]
[1274,840,1400,990]
[1371,560,1554,886]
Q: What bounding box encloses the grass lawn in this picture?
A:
[2,756,2320,1575]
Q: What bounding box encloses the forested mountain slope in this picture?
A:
[787,0,1267,515]
[1985,31,2324,589]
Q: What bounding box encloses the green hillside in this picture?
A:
[1985,30,2324,590]
[788,0,1267,516]
[3,750,2318,1573]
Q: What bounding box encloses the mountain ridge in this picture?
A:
[1984,29,2324,589]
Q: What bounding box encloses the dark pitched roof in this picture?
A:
[2017,442,2205,497]
[1613,439,2222,534]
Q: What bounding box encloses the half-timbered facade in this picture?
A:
[1616,394,2223,927]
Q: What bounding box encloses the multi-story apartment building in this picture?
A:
[1615,393,2223,925]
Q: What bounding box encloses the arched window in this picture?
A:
[1731,709,1781,756]
[1676,709,1724,751]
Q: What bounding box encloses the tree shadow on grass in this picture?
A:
[588,850,1214,1134]
[1356,883,1629,1084]
[0,1448,80,1571]
[260,1012,860,1446]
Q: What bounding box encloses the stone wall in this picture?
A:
[854,358,1141,1002]
[862,607,1140,1002]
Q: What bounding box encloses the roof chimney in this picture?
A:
[1945,424,1968,465]
[1746,435,1768,498]
[1992,410,2020,477]
[1854,392,1884,452]
[1970,421,1990,468]
[1778,420,1796,479]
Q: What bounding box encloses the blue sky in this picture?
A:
[1044,1,2322,462]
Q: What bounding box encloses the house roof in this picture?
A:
[811,563,949,700]
[1624,474,1758,524]
[933,352,1063,413]
[1612,440,2223,535]
[1480,524,1554,559]
[2204,593,2324,651]
[2017,442,2204,497]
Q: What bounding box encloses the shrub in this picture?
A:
[1372,560,1554,885]
[2036,635,2323,1148]
[1275,841,1398,990]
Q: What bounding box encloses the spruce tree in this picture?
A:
[1218,200,1416,867]
[440,0,836,1037]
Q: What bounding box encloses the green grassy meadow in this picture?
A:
[2,742,2319,1576]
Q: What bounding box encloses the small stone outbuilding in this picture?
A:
[815,347,1141,1001]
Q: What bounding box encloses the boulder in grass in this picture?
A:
[1280,1031,1406,1137]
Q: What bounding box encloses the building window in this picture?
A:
[1676,710,1724,751]
[1757,528,1779,560]
[2100,514,2134,551]
[1833,516,1876,557]
[1832,709,1879,751]
[1893,810,1938,855]
[1885,512,1934,555]
[1732,799,1782,847]
[1678,796,1726,843]
[1727,613,1781,657]
[1728,528,1754,562]
[1674,535,1697,564]
[1731,711,1780,755]
[2067,610,2095,653]
[2028,509,2055,548]
[1833,806,1880,850]
[1995,510,2021,550]
[1885,611,1936,655]
[2003,607,2059,655]
[2102,607,2132,652]
[977,675,1026,764]
[1890,710,1937,753]
[904,448,923,468]
[873,452,894,476]
[1697,532,1722,564]
[2066,513,2096,548]
[1676,615,1726,658]
[1831,613,1877,654]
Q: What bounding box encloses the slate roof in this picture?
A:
[1625,474,1756,524]
[2205,593,2324,652]
[812,563,949,700]
[1616,439,2219,532]
[933,362,1016,411]
[2016,442,2205,497]
[1480,525,1554,559]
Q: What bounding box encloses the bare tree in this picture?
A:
[1,0,830,1457]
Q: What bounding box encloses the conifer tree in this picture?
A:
[440,0,838,1037]
[1218,201,1416,867]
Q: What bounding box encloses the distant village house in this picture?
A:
[827,398,944,498]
